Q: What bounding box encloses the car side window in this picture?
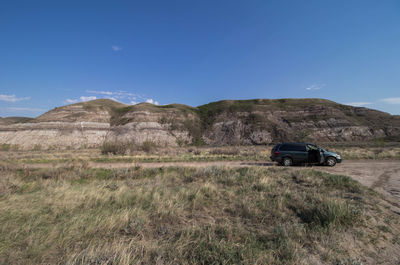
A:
[279,144,305,151]
[292,145,306,152]
[306,144,317,151]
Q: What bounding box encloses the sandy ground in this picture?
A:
[318,160,400,212]
[23,159,400,213]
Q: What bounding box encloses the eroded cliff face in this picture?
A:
[200,99,399,145]
[0,100,120,149]
[106,104,200,147]
[0,98,398,150]
[0,122,109,149]
[0,100,200,149]
[202,112,389,145]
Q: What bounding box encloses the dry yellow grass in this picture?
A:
[1,145,399,167]
[0,163,399,264]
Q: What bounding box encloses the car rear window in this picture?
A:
[279,144,291,151]
[272,144,281,151]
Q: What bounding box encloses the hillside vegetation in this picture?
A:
[35,99,127,123]
[0,117,34,125]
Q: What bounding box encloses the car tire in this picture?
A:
[283,157,293,166]
[326,157,336,167]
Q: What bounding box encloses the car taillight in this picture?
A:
[274,151,280,156]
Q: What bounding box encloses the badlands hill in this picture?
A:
[0,98,399,149]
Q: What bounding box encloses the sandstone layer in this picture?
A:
[0,98,398,149]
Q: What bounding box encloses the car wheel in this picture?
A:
[326,157,336,167]
[283,157,293,166]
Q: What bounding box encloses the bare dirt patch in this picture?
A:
[308,160,400,217]
[318,161,400,199]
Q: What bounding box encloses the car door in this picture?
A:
[291,144,308,163]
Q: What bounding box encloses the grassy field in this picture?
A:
[0,162,399,264]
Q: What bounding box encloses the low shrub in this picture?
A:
[0,144,11,151]
[209,147,240,156]
[32,144,42,151]
[141,140,157,153]
[101,141,128,155]
[101,140,158,155]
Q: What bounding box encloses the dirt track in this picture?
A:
[25,160,400,211]
[319,160,400,210]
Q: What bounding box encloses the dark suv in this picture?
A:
[270,143,342,166]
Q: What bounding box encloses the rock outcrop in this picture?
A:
[199,99,399,145]
[0,98,398,149]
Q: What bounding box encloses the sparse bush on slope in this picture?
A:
[101,140,157,155]
[101,141,128,155]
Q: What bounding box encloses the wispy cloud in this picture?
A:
[86,90,137,98]
[146,99,159,105]
[86,90,114,96]
[0,94,30,102]
[305,83,326,91]
[112,45,122,52]
[106,97,122,103]
[86,90,157,105]
[63,96,97,104]
[80,96,97,102]
[381,97,400,104]
[64,99,79,104]
[345,102,372,107]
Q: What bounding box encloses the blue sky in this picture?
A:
[1,0,400,117]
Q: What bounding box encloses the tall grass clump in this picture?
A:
[296,198,361,228]
[324,174,362,193]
